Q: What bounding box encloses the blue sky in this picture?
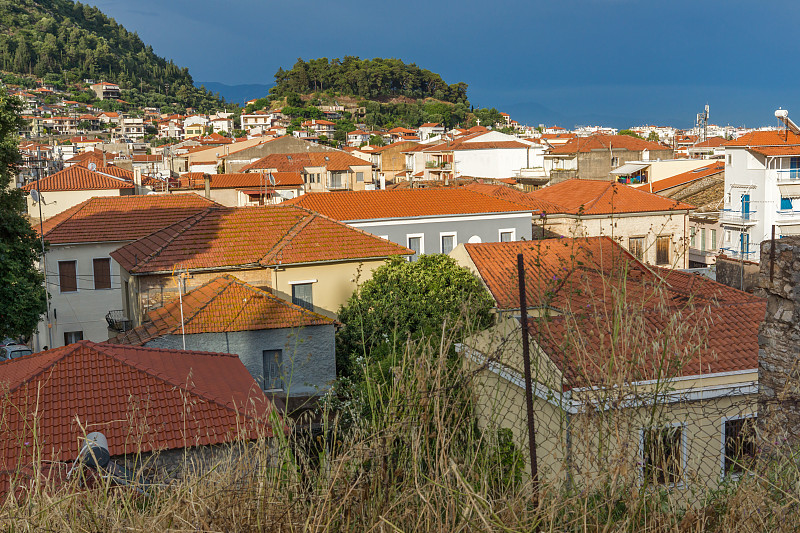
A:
[89,0,800,128]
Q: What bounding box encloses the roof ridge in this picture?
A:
[259,208,317,266]
[129,207,217,273]
[89,342,256,416]
[3,344,81,396]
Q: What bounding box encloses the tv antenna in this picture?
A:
[696,104,709,143]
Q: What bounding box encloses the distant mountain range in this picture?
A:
[197,82,274,105]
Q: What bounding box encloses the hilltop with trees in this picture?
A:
[0,0,225,112]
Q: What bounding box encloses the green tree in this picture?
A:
[647,131,660,142]
[619,129,644,139]
[335,254,495,378]
[0,90,47,339]
[368,134,385,146]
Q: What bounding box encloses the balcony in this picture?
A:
[105,310,132,332]
[776,169,800,197]
[719,209,757,227]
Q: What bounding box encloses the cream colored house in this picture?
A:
[528,179,694,269]
[454,238,764,501]
[110,205,412,322]
[242,151,375,192]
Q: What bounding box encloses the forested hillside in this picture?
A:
[272,57,469,104]
[0,0,224,111]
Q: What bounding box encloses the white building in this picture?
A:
[719,115,800,261]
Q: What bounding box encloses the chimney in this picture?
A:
[757,236,800,440]
[204,173,211,199]
[133,167,142,191]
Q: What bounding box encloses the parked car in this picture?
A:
[0,345,33,360]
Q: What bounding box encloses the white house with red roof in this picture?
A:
[719,116,800,260]
[418,122,445,141]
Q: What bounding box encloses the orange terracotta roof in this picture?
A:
[420,123,441,128]
[111,205,412,274]
[241,152,371,172]
[183,172,303,189]
[285,188,532,221]
[463,237,761,312]
[0,341,275,473]
[132,154,163,162]
[724,130,800,147]
[692,136,727,148]
[549,134,670,154]
[528,179,694,214]
[39,194,218,244]
[21,166,134,192]
[463,182,564,213]
[636,162,724,194]
[111,275,334,345]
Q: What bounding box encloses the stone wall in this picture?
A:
[715,254,760,292]
[757,236,800,438]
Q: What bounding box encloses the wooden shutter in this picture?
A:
[93,258,111,290]
[58,261,77,292]
[656,236,670,265]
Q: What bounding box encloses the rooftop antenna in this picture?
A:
[696,105,709,143]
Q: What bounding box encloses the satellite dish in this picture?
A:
[88,162,97,171]
[29,189,40,204]
[268,174,275,186]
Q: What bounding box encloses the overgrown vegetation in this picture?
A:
[0,0,225,112]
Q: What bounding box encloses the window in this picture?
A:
[727,154,732,166]
[781,197,793,210]
[642,425,683,485]
[93,258,111,290]
[711,229,717,250]
[262,349,283,391]
[656,236,671,265]
[440,233,456,254]
[407,234,423,261]
[291,283,313,311]
[628,237,645,261]
[64,331,83,345]
[689,227,696,248]
[316,173,321,183]
[58,260,77,293]
[723,416,756,477]
[700,228,707,251]
[611,156,619,166]
[356,172,364,183]
[499,229,515,242]
[739,232,750,257]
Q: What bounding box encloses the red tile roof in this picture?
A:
[420,123,441,128]
[285,188,533,221]
[549,134,670,155]
[21,166,134,192]
[528,179,694,214]
[180,172,303,189]
[692,136,727,148]
[111,205,412,274]
[724,130,800,147]
[39,194,218,244]
[0,341,275,470]
[635,162,724,194]
[111,275,334,345]
[462,182,564,213]
[241,152,371,173]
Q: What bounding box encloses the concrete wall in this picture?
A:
[543,211,690,269]
[34,242,127,351]
[349,213,533,256]
[715,254,760,292]
[577,149,674,181]
[143,324,336,398]
[455,147,543,180]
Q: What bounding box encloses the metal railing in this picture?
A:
[719,209,757,225]
[105,310,132,332]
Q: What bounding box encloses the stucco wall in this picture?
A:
[34,242,127,351]
[349,213,533,255]
[143,324,336,398]
[543,211,689,269]
[577,149,674,180]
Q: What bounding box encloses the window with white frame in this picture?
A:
[291,282,314,311]
[641,424,684,486]
[407,234,423,261]
[499,229,515,242]
[722,415,756,478]
[440,232,456,254]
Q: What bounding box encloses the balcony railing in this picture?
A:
[776,169,800,197]
[719,209,757,226]
[105,310,132,332]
